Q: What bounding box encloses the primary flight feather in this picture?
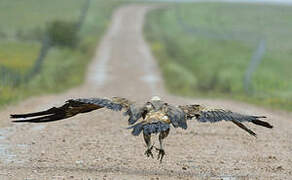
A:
[11,96,273,162]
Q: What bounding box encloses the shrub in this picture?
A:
[47,20,79,48]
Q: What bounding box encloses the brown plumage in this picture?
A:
[11,96,273,162]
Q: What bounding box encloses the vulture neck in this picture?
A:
[150,100,164,111]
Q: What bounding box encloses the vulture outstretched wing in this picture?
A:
[11,97,146,124]
[178,104,273,136]
[165,104,188,129]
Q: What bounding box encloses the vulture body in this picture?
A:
[11,96,273,162]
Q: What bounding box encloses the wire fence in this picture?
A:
[0,67,22,86]
[175,4,267,94]
[0,0,91,87]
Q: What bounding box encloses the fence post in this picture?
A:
[0,66,6,86]
[24,34,51,81]
[76,0,91,31]
[244,38,266,94]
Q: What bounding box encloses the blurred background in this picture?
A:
[0,0,124,106]
[145,0,292,111]
[1,0,292,111]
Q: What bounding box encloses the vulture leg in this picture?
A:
[143,132,154,158]
[156,129,169,163]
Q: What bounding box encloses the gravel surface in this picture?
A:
[0,4,291,180]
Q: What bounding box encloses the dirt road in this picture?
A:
[0,4,291,180]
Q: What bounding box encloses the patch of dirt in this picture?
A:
[0,4,291,180]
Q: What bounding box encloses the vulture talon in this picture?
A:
[144,145,154,158]
[156,147,165,163]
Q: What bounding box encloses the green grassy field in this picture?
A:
[0,0,125,107]
[145,3,292,111]
[0,42,40,73]
[0,0,82,35]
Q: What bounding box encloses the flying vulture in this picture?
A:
[11,96,273,162]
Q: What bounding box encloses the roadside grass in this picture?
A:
[144,3,292,111]
[0,0,125,108]
[0,41,40,74]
